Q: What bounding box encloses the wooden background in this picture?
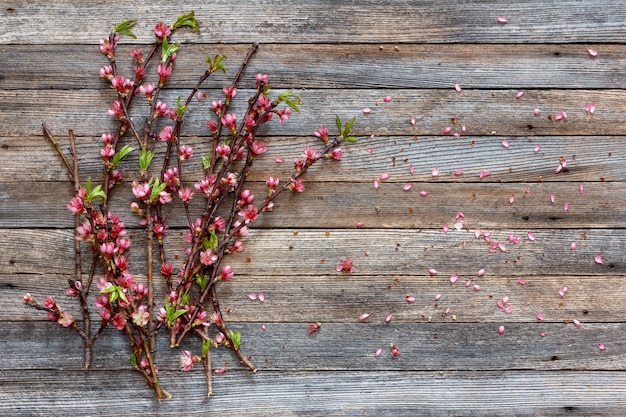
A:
[1,1,626,415]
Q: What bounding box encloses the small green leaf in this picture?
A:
[195,274,208,290]
[278,91,302,112]
[111,144,135,167]
[228,329,242,350]
[139,147,155,172]
[202,153,212,170]
[176,95,188,116]
[208,229,218,250]
[172,11,200,32]
[205,54,227,73]
[84,177,106,203]
[202,339,211,356]
[113,19,138,38]
[130,352,138,367]
[161,36,180,63]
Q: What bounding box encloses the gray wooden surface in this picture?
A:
[1,1,625,415]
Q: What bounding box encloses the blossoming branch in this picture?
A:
[23,12,355,400]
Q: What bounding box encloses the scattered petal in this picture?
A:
[383,96,393,102]
[385,313,393,323]
[540,331,547,337]
[536,312,545,321]
[453,168,464,176]
[374,347,383,357]
[479,169,491,180]
[502,139,510,149]
[434,293,442,301]
[527,231,536,241]
[455,211,465,220]
[497,16,508,23]
[262,324,267,331]
[406,295,416,303]
[442,223,449,233]
[409,164,415,175]
[554,110,567,121]
[373,178,380,190]
[379,173,390,180]
[443,126,452,135]
[465,279,473,287]
[449,273,458,284]
[587,48,598,57]
[428,268,438,276]
[570,241,577,250]
[197,91,203,102]
[534,108,541,116]
[454,83,462,92]
[498,325,505,335]
[258,292,265,302]
[367,147,373,153]
[473,284,481,291]
[563,202,569,212]
[509,194,515,204]
[598,343,606,351]
[579,183,584,194]
[516,90,524,99]
[477,269,485,277]
[534,144,541,152]
[403,183,413,191]
[431,167,440,177]
[420,190,429,197]
[362,107,372,114]
[474,228,482,239]
[275,157,285,163]
[410,116,417,126]
[356,222,365,228]
[502,306,515,314]
[517,279,527,285]
[594,254,604,264]
[572,319,581,328]
[550,194,555,204]
[359,313,370,321]
[247,293,257,301]
[461,124,467,133]
[584,102,596,114]
[559,286,569,297]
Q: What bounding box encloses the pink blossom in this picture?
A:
[178,186,194,203]
[218,265,234,281]
[327,147,343,161]
[221,113,237,132]
[390,343,401,358]
[157,64,172,84]
[308,322,321,333]
[99,65,114,80]
[314,126,329,142]
[255,73,269,88]
[200,249,217,266]
[106,99,124,118]
[179,145,193,160]
[154,100,169,117]
[111,75,133,96]
[180,350,200,372]
[132,305,150,327]
[22,293,34,303]
[276,107,291,124]
[336,258,355,273]
[251,141,267,156]
[238,204,258,224]
[152,22,171,39]
[289,178,305,192]
[159,125,174,142]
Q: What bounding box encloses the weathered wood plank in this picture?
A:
[2,134,623,183]
[2,89,624,137]
[3,0,626,44]
[1,228,622,277]
[1,370,625,416]
[1,181,623,229]
[5,273,626,323]
[0,321,620,371]
[2,44,623,90]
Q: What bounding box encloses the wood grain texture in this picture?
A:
[1,370,625,416]
[2,44,623,90]
[3,88,625,137]
[2,135,623,183]
[2,0,626,414]
[2,0,626,44]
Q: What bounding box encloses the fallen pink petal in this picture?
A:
[442,223,449,233]
[498,325,505,335]
[502,306,514,314]
[385,313,393,323]
[262,324,267,331]
[572,319,581,328]
[420,190,429,197]
[564,203,569,212]
[599,343,606,351]
[247,293,257,301]
[550,194,555,204]
[359,313,370,321]
[453,168,464,176]
[477,269,485,277]
[528,231,536,241]
[473,284,481,291]
[509,194,515,204]
[409,164,414,174]
[584,102,596,114]
[534,108,541,116]
[431,167,440,177]
[434,293,442,301]
[373,178,380,190]
[403,183,413,191]
[356,221,365,228]
[258,292,265,302]
[454,83,462,92]
[594,254,604,264]
[517,279,527,285]
[450,273,458,284]
[534,144,541,152]
[379,173,390,180]
[410,116,417,126]
[383,95,393,102]
[502,139,510,149]
[554,110,567,121]
[516,91,524,99]
[406,295,416,303]
[559,286,569,297]
[374,347,383,357]
[455,211,465,220]
[536,312,545,321]
[497,16,508,23]
[443,126,452,135]
[587,48,598,57]
[275,157,285,163]
[570,241,577,250]
[428,268,438,276]
[362,107,372,114]
[465,279,473,287]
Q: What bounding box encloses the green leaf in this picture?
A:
[195,274,208,290]
[111,144,135,167]
[335,115,343,133]
[149,178,167,202]
[202,152,212,170]
[202,339,211,356]
[228,329,242,350]
[172,11,200,32]
[205,54,227,73]
[100,284,127,303]
[208,229,218,250]
[130,352,138,367]
[84,177,106,203]
[278,91,302,112]
[139,147,155,172]
[161,36,180,63]
[176,95,188,116]
[113,19,137,38]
